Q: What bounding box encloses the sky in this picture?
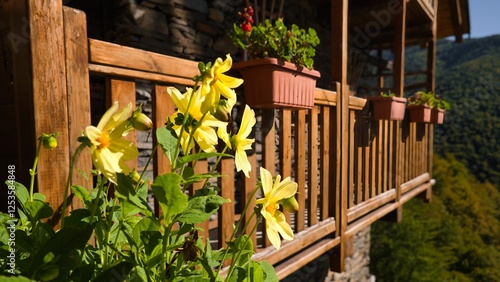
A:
[468,0,500,38]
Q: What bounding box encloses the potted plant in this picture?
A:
[429,94,450,124]
[367,92,407,121]
[407,91,434,123]
[229,6,321,109]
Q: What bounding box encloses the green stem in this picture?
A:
[215,186,261,278]
[225,213,262,281]
[161,213,172,282]
[89,179,105,225]
[61,142,87,228]
[29,138,43,202]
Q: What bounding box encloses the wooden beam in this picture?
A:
[449,0,463,42]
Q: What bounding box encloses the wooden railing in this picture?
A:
[30,6,435,279]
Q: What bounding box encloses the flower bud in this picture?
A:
[129,170,144,185]
[213,99,233,122]
[279,196,299,213]
[41,133,58,150]
[130,105,153,131]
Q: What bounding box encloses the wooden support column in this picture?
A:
[28,0,71,208]
[330,0,349,272]
[387,0,407,223]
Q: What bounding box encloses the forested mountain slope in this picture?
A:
[407,35,500,187]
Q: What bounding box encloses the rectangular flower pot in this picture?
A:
[232,58,321,109]
[407,104,432,123]
[367,96,407,121]
[431,108,445,124]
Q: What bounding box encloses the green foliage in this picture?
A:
[406,35,500,186]
[230,17,320,69]
[371,155,500,281]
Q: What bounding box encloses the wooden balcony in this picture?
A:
[0,1,444,279]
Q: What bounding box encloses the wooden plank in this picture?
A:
[308,106,319,226]
[280,109,293,223]
[152,85,175,176]
[243,153,257,249]
[381,120,388,192]
[253,217,336,264]
[347,189,396,223]
[320,106,330,220]
[262,109,276,248]
[218,158,235,248]
[89,64,195,86]
[388,122,394,190]
[314,89,337,106]
[63,7,92,210]
[400,173,431,194]
[295,110,306,231]
[29,0,70,207]
[193,158,210,243]
[355,112,363,205]
[89,39,199,79]
[274,238,340,280]
[370,126,377,197]
[348,110,354,208]
[377,121,383,195]
[106,79,138,169]
[363,121,370,201]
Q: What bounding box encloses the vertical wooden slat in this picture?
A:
[29,0,70,207]
[262,109,276,248]
[388,122,394,190]
[218,158,235,248]
[63,7,92,204]
[364,122,370,201]
[320,106,330,220]
[308,106,318,226]
[355,113,363,205]
[152,85,175,176]
[348,110,355,208]
[377,121,383,195]
[107,79,138,169]
[370,129,377,197]
[280,109,293,223]
[243,153,257,249]
[295,110,306,232]
[382,120,388,192]
[193,159,210,243]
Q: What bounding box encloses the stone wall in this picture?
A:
[111,0,333,89]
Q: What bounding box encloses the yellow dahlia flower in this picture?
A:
[218,105,256,177]
[85,102,139,184]
[256,167,298,250]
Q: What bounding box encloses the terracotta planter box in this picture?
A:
[407,104,432,123]
[431,108,445,124]
[232,58,321,109]
[367,96,407,121]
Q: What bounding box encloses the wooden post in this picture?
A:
[28,0,71,208]
[389,0,407,223]
[330,0,349,272]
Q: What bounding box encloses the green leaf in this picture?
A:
[25,200,53,221]
[177,195,230,224]
[10,181,29,206]
[91,261,133,282]
[151,173,188,218]
[115,173,152,216]
[129,266,148,282]
[260,260,279,282]
[132,217,161,247]
[0,276,36,282]
[71,185,91,208]
[156,127,178,163]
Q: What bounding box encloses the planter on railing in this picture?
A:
[367,96,407,121]
[430,108,445,124]
[232,58,321,109]
[407,104,432,123]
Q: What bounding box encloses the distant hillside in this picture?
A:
[406,35,500,187]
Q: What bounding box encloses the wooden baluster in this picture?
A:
[308,106,319,226]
